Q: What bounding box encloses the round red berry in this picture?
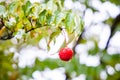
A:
[59,47,73,61]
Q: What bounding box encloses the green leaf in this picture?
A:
[49,28,61,43]
[23,18,32,31]
[8,1,19,14]
[31,3,41,19]
[55,12,66,27]
[46,0,57,12]
[38,10,47,25]
[4,20,15,29]
[0,5,5,15]
[65,12,75,33]
[47,14,55,25]
[78,17,84,33]
[22,1,32,16]
[68,33,75,44]
[16,21,23,29]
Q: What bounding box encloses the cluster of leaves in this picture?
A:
[0,0,83,43]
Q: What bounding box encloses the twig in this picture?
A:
[73,29,85,54]
[105,14,120,50]
[25,27,39,33]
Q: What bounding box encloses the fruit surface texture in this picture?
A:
[59,47,73,61]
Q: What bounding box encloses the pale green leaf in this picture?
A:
[55,12,66,27]
[8,1,18,14]
[0,5,5,15]
[65,12,75,33]
[74,16,84,35]
[49,28,61,43]
[46,0,57,12]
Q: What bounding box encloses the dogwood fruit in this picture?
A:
[59,47,73,61]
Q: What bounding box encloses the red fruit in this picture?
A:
[59,47,73,61]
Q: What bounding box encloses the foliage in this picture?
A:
[0,0,120,80]
[0,0,82,41]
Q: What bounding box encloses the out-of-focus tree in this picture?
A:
[0,0,120,80]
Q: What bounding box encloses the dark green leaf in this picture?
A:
[22,1,32,16]
[38,10,47,25]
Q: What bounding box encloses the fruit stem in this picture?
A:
[62,28,67,47]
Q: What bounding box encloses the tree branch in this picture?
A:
[0,18,4,29]
[73,29,85,54]
[0,17,41,40]
[105,14,120,50]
